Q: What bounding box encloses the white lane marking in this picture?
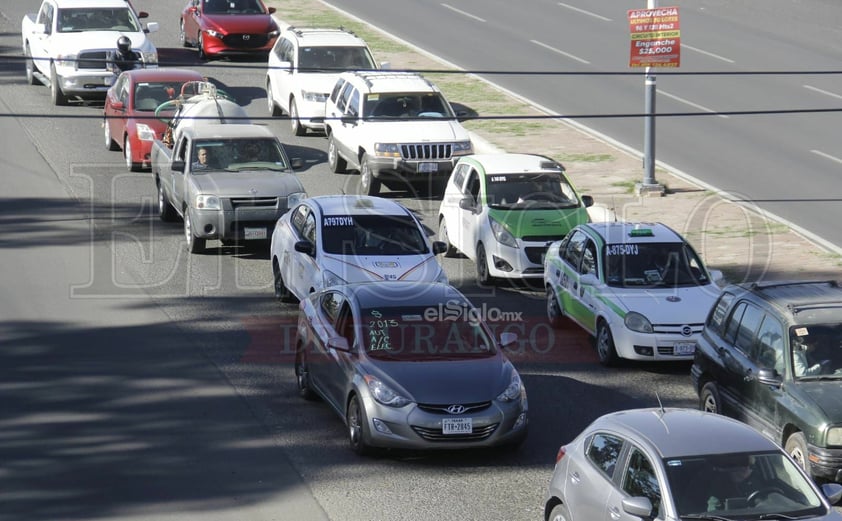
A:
[811,150,842,165]
[530,40,590,65]
[658,89,729,118]
[681,44,735,63]
[557,2,612,21]
[441,3,486,22]
[804,85,842,100]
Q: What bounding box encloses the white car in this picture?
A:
[437,154,592,285]
[266,27,381,136]
[544,222,723,366]
[270,195,448,302]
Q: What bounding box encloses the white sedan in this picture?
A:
[270,195,448,302]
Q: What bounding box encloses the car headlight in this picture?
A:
[365,375,411,407]
[624,311,653,333]
[287,192,307,207]
[323,269,347,288]
[489,216,518,248]
[452,141,473,156]
[301,90,328,102]
[827,427,842,446]
[55,53,77,67]
[374,143,401,158]
[195,195,220,210]
[497,370,523,403]
[205,29,223,39]
[140,51,158,65]
[135,123,155,141]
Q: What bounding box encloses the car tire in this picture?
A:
[547,286,569,329]
[785,432,810,474]
[25,44,38,86]
[179,20,190,47]
[104,118,119,151]
[548,503,572,521]
[184,211,205,254]
[437,218,457,257]
[157,182,177,222]
[596,319,619,366]
[273,259,298,303]
[50,63,67,106]
[699,381,721,414]
[359,154,380,196]
[295,349,316,400]
[327,133,347,173]
[290,98,305,136]
[125,137,141,172]
[476,243,495,286]
[266,79,281,116]
[347,395,373,456]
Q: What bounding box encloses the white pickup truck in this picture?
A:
[21,0,159,105]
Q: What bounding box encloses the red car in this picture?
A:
[178,0,280,60]
[103,68,205,171]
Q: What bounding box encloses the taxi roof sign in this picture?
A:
[629,228,654,237]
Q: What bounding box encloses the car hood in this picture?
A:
[362,120,470,142]
[368,356,510,404]
[296,74,342,95]
[53,31,154,53]
[790,380,842,420]
[191,171,304,197]
[487,207,589,239]
[608,285,720,323]
[202,14,275,33]
[320,253,445,283]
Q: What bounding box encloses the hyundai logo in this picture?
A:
[681,325,693,337]
[445,405,466,414]
[242,35,250,40]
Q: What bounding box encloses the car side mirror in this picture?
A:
[268,7,277,14]
[581,194,594,208]
[171,160,185,173]
[622,497,652,518]
[145,22,159,34]
[455,110,470,123]
[188,6,197,14]
[111,100,124,111]
[580,273,598,287]
[294,240,315,256]
[340,115,357,125]
[33,23,46,34]
[499,332,518,347]
[277,60,292,71]
[458,196,476,212]
[290,157,304,170]
[137,11,149,19]
[821,483,842,505]
[708,269,724,285]
[431,241,447,255]
[379,61,391,70]
[327,336,350,352]
[757,368,782,387]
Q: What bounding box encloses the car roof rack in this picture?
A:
[352,71,433,89]
[287,26,358,38]
[749,280,838,291]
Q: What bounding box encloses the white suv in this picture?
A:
[266,27,380,136]
[324,71,473,196]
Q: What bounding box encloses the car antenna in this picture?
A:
[655,392,665,414]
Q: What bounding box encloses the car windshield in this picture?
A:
[788,324,842,379]
[203,0,266,15]
[191,138,288,172]
[57,8,139,32]
[664,451,825,518]
[485,172,580,209]
[320,215,429,255]
[133,82,187,112]
[364,93,454,120]
[298,46,375,70]
[603,241,709,288]
[360,305,496,361]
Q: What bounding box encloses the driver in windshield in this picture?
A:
[706,456,760,511]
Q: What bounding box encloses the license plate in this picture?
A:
[442,418,472,435]
[418,162,438,173]
[244,227,267,240]
[673,342,695,355]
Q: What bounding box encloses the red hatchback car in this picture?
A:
[103,68,205,171]
[178,0,280,60]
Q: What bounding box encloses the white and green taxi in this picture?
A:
[544,222,723,366]
[437,154,592,285]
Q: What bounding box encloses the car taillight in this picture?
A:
[555,445,567,464]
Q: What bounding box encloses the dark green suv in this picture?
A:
[691,280,842,483]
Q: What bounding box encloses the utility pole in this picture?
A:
[637,0,666,196]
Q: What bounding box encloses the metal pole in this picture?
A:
[643,65,656,185]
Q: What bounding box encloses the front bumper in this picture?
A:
[296,96,327,130]
[806,443,842,483]
[55,70,115,96]
[362,395,528,450]
[202,32,276,56]
[368,156,458,181]
[609,321,702,361]
[191,206,286,241]
[486,241,556,280]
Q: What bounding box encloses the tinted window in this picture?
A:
[723,301,747,344]
[562,230,588,269]
[734,303,764,355]
[754,315,784,371]
[587,433,624,478]
[706,291,736,336]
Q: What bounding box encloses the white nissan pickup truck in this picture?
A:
[21,0,159,105]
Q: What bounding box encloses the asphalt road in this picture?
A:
[324,0,842,251]
[0,1,763,520]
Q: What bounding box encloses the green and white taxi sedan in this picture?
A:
[437,154,592,285]
[544,222,723,366]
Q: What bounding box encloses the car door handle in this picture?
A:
[570,471,581,484]
[608,506,621,520]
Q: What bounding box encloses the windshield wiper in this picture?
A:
[759,514,816,520]
[681,514,736,521]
